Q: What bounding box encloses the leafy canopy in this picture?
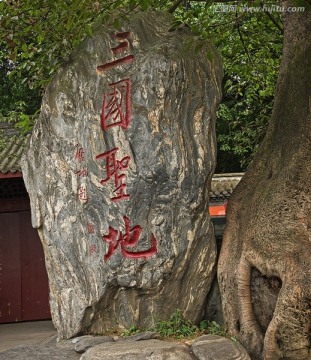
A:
[0,0,285,170]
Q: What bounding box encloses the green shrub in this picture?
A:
[121,325,142,337]
[120,310,231,341]
[150,309,199,339]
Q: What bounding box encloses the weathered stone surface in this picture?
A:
[71,335,95,345]
[191,335,251,360]
[0,345,80,360]
[80,339,193,360]
[74,336,114,353]
[22,10,222,339]
[118,331,160,342]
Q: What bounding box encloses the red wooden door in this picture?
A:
[0,212,22,323]
[0,209,50,323]
[20,211,50,321]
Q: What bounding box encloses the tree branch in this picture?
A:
[168,0,184,13]
[235,10,257,71]
[260,2,284,35]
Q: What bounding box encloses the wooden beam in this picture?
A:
[0,171,23,179]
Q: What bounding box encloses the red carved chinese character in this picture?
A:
[115,31,131,40]
[89,244,98,255]
[96,147,130,202]
[100,78,131,131]
[75,168,88,177]
[78,185,89,202]
[87,223,95,234]
[113,32,131,55]
[111,41,129,55]
[97,32,134,73]
[97,55,134,72]
[102,216,157,260]
[75,144,85,162]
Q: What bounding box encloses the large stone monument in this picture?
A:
[22,11,223,339]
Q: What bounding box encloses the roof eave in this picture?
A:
[0,171,23,179]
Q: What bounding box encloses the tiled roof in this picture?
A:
[209,173,243,204]
[0,122,30,174]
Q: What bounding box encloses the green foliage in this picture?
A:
[199,320,227,337]
[1,0,131,89]
[116,310,231,342]
[150,309,229,340]
[0,55,42,133]
[210,5,282,171]
[0,0,284,170]
[151,309,199,339]
[121,325,142,337]
[0,0,135,133]
[166,1,282,170]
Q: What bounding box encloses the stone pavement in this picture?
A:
[0,321,56,352]
[0,344,81,360]
[0,320,79,360]
[0,321,251,360]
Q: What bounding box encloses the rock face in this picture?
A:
[0,344,80,360]
[191,335,251,360]
[22,11,223,339]
[80,339,193,360]
[73,335,115,353]
[79,336,251,360]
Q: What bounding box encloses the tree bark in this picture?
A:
[218,1,311,359]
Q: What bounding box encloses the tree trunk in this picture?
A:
[218,1,311,359]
